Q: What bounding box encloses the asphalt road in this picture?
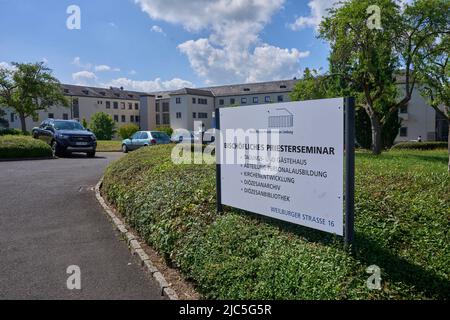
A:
[0,152,164,300]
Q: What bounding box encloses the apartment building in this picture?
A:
[2,79,446,143]
[4,84,144,131]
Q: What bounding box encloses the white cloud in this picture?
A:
[289,0,341,31]
[103,77,194,92]
[72,71,97,84]
[72,56,92,69]
[94,65,121,72]
[129,70,137,75]
[108,22,118,28]
[135,0,309,84]
[151,25,166,35]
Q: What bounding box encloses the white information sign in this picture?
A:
[217,98,344,235]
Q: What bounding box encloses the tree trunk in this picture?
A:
[448,120,450,172]
[19,114,27,133]
[369,113,383,155]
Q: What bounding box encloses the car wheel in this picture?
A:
[87,151,96,158]
[122,144,128,153]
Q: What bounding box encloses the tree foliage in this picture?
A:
[89,112,116,141]
[0,62,69,132]
[119,124,139,140]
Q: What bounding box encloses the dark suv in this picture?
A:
[32,119,97,157]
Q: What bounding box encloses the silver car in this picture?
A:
[122,131,171,153]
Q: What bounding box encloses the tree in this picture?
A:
[415,34,450,170]
[0,62,69,133]
[119,124,139,139]
[81,118,88,129]
[89,112,116,141]
[319,0,448,154]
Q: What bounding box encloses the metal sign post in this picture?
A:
[344,97,356,247]
[215,108,223,213]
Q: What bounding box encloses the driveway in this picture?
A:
[0,153,164,300]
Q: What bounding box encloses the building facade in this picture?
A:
[4,84,144,132]
[1,79,446,143]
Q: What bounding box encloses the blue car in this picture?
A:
[122,131,171,153]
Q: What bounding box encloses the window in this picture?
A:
[135,103,139,110]
[280,85,287,89]
[176,97,181,104]
[121,102,125,110]
[156,114,161,125]
[192,98,196,104]
[230,98,236,105]
[400,127,408,137]
[48,113,54,119]
[163,102,170,112]
[121,115,126,122]
[63,113,69,120]
[64,89,69,94]
[156,103,160,112]
[141,132,149,139]
[135,116,140,123]
[265,96,271,103]
[243,88,250,92]
[128,103,133,110]
[219,99,224,105]
[277,95,284,102]
[73,98,79,119]
[82,90,89,95]
[193,112,197,119]
[10,113,15,123]
[400,106,408,114]
[176,112,182,119]
[106,101,111,109]
[198,113,208,119]
[162,113,170,125]
[253,97,259,104]
[198,98,208,105]
[241,97,247,104]
[114,115,119,122]
[130,115,135,123]
[113,102,118,109]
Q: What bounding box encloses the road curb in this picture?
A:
[95,178,179,300]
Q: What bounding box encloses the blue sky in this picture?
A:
[0,0,335,92]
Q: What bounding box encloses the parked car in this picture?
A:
[170,130,199,143]
[122,131,171,153]
[32,119,97,157]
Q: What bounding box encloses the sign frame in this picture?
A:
[215,97,355,246]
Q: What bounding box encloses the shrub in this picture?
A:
[89,112,116,141]
[119,124,139,140]
[155,126,173,137]
[102,146,449,299]
[391,141,448,150]
[0,135,52,159]
[0,128,23,136]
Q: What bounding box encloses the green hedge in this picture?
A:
[102,146,450,299]
[392,141,448,150]
[0,128,30,136]
[0,135,52,159]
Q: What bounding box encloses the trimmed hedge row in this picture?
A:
[392,141,448,150]
[102,146,450,299]
[0,135,52,159]
[0,128,30,136]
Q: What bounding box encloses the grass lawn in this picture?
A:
[96,140,122,152]
[102,146,449,299]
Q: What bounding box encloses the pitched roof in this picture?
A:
[61,84,146,100]
[203,79,299,97]
[169,88,215,97]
